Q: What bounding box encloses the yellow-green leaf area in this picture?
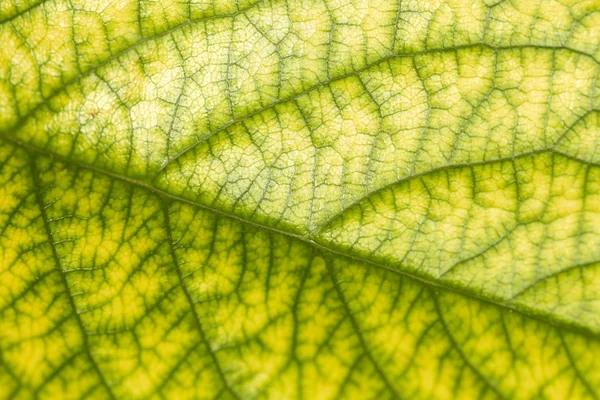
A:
[0,0,599,398]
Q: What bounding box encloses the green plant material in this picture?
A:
[0,0,599,398]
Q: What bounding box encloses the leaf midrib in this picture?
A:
[4,133,599,340]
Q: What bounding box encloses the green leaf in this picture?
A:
[1,0,599,398]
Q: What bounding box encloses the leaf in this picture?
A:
[0,0,599,398]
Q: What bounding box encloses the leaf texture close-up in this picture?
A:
[0,0,599,398]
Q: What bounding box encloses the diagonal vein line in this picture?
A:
[431,290,506,399]
[152,44,600,177]
[29,157,116,400]
[0,0,50,25]
[559,332,599,399]
[3,30,597,164]
[325,259,403,399]
[312,145,600,236]
[0,0,265,136]
[161,198,241,400]
[5,135,600,339]
[510,259,600,300]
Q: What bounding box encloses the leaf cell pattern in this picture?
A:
[0,0,599,398]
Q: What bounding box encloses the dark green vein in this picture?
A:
[0,0,265,136]
[325,259,403,399]
[161,197,241,400]
[560,332,599,399]
[431,290,506,399]
[0,0,50,25]
[29,157,116,400]
[153,44,600,177]
[2,135,599,339]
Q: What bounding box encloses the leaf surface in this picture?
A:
[0,0,599,398]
